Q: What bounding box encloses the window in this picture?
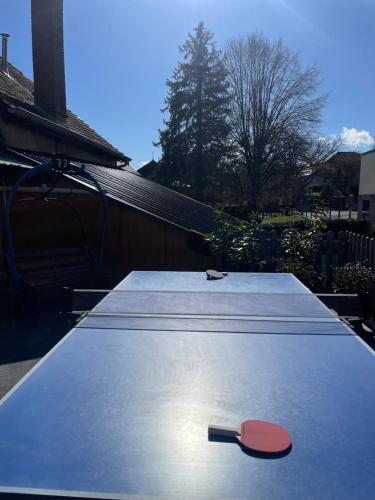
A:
[362,199,370,212]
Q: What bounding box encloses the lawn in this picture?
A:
[261,214,305,225]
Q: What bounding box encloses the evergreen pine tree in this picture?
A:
[155,22,231,202]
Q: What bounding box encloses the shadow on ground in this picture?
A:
[0,313,73,398]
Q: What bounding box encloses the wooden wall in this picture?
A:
[106,202,214,277]
[0,171,215,287]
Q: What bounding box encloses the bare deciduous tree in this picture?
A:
[226,34,327,208]
[278,135,341,207]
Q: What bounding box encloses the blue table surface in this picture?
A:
[0,272,374,500]
[94,272,333,319]
[92,289,333,318]
[116,271,312,294]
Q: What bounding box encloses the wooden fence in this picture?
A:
[320,231,375,272]
[345,232,375,268]
[254,230,281,265]
[254,230,375,275]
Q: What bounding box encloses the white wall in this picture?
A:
[359,150,375,195]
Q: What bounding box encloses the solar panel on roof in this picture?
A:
[7,150,219,233]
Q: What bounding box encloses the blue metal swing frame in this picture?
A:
[3,159,109,290]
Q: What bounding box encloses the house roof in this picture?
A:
[0,59,131,163]
[138,160,159,178]
[4,149,217,234]
[361,148,375,157]
[325,151,361,165]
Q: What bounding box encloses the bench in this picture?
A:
[15,246,98,288]
[14,246,106,314]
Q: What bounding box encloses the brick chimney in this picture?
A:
[31,0,67,122]
[1,33,10,73]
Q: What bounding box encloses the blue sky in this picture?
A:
[2,0,375,166]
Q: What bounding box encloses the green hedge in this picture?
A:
[324,219,374,236]
[259,218,374,236]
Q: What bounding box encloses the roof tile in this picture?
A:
[0,59,129,161]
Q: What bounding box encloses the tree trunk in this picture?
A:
[245,157,261,210]
[195,73,204,201]
[247,181,260,211]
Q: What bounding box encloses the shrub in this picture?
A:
[205,210,265,271]
[276,216,325,288]
[324,219,374,236]
[280,221,322,261]
[261,219,309,235]
[333,263,375,295]
[277,258,317,287]
[216,204,251,221]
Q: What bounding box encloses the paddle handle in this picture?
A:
[208,424,241,437]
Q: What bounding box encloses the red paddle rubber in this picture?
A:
[239,420,291,453]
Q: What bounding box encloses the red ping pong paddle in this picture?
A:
[208,420,291,453]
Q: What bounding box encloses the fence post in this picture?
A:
[326,231,335,284]
[351,231,355,263]
[259,230,268,267]
[269,230,277,248]
[337,231,347,266]
[318,233,326,280]
[354,233,360,262]
[359,235,365,264]
[270,230,278,268]
[364,236,369,267]
[346,232,351,262]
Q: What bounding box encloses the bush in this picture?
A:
[261,218,374,236]
[324,219,374,236]
[217,204,251,220]
[277,258,317,288]
[261,219,309,234]
[205,210,266,271]
[276,216,325,288]
[280,221,322,261]
[333,263,375,294]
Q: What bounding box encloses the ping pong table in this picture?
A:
[0,271,374,499]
